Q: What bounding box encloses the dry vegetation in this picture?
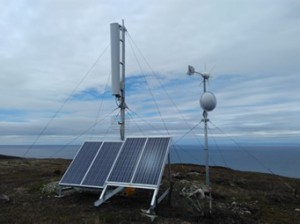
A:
[1,156,300,223]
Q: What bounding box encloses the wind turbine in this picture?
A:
[187,65,217,211]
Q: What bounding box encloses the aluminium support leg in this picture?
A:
[94,185,124,207]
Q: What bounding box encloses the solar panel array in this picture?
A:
[59,137,171,189]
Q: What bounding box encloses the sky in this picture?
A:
[0,0,300,146]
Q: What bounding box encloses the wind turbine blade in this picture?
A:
[199,80,204,87]
[209,65,216,74]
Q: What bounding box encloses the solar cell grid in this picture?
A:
[108,137,147,183]
[132,137,170,186]
[81,142,123,187]
[60,142,102,185]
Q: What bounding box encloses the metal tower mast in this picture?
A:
[119,20,126,141]
[187,65,216,212]
[110,21,127,141]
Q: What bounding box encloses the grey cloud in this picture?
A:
[0,0,299,145]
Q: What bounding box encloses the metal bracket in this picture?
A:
[145,187,170,213]
[56,185,64,198]
[56,185,73,198]
[94,185,124,207]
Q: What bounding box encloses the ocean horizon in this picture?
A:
[0,144,299,179]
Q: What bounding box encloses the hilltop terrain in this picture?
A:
[0,156,300,223]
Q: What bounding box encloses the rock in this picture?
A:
[180,185,205,199]
[244,210,252,215]
[187,171,200,176]
[42,181,59,194]
[0,194,10,203]
[173,172,186,179]
[179,179,190,185]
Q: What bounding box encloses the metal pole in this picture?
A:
[203,111,212,210]
[203,112,209,188]
[120,20,126,141]
[202,77,212,211]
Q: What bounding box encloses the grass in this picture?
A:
[1,157,300,223]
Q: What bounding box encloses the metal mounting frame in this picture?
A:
[94,151,172,211]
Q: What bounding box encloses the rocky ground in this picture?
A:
[1,155,300,223]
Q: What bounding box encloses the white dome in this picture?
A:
[200,91,217,111]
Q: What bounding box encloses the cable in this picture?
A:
[207,125,228,167]
[174,121,203,144]
[126,107,161,133]
[100,109,121,141]
[209,120,294,191]
[127,32,205,146]
[127,111,145,136]
[171,145,182,164]
[175,144,203,165]
[23,43,110,157]
[127,31,192,129]
[126,33,170,136]
[127,35,208,168]
[49,107,118,158]
[90,72,111,139]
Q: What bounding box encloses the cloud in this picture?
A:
[0,0,299,145]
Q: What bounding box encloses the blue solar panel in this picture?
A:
[108,138,147,183]
[60,137,171,192]
[60,142,102,185]
[132,137,170,186]
[81,142,123,187]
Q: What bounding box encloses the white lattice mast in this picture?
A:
[110,21,127,141]
[187,65,217,211]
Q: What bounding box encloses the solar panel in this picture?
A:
[132,137,171,186]
[107,137,147,183]
[81,141,123,188]
[60,142,102,186]
[59,137,172,209]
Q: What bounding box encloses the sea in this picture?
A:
[0,145,299,179]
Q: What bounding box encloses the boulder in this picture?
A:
[0,194,10,203]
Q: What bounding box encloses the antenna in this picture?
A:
[186,65,217,212]
[110,23,121,96]
[110,21,127,141]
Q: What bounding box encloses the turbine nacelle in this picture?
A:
[201,72,210,79]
